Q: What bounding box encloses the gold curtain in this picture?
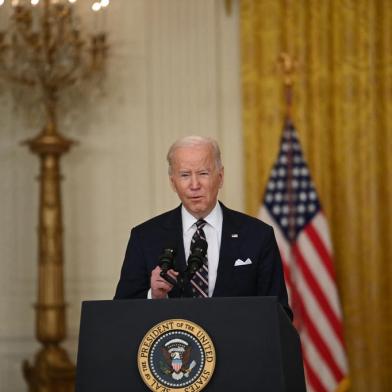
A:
[240,1,392,391]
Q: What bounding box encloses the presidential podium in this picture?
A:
[76,297,306,391]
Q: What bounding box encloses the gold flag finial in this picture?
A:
[277,52,297,87]
[277,53,298,119]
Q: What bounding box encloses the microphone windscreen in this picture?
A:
[159,246,176,271]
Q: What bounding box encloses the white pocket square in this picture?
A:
[234,258,252,266]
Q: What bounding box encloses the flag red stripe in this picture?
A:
[293,243,345,345]
[306,223,336,281]
[280,255,297,309]
[281,257,304,329]
[303,354,328,392]
[287,274,344,382]
[300,300,344,381]
[274,233,346,385]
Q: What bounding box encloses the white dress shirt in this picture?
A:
[181,202,223,297]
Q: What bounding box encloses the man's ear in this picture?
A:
[219,166,224,189]
[169,175,177,193]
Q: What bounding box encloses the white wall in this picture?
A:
[0,1,242,390]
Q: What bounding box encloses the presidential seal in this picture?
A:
[137,319,216,392]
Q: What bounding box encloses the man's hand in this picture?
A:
[150,266,179,299]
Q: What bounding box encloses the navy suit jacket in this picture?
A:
[114,202,292,319]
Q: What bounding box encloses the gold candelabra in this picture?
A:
[0,0,109,391]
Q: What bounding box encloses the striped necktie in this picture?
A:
[190,219,208,297]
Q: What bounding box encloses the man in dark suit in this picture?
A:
[114,136,292,319]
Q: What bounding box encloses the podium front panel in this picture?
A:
[76,297,305,391]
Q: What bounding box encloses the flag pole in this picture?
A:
[277,53,297,243]
[276,53,304,331]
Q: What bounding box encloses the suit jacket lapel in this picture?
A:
[162,205,187,273]
[213,203,242,296]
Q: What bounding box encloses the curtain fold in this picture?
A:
[240,1,392,390]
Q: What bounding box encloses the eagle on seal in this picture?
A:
[161,338,193,379]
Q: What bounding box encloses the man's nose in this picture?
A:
[190,174,200,189]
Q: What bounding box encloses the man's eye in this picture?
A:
[200,171,209,176]
[180,173,190,178]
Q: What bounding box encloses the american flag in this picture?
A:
[259,120,349,392]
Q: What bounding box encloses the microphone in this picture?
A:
[159,246,177,287]
[159,247,176,273]
[186,238,208,279]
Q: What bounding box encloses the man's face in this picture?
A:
[169,144,224,219]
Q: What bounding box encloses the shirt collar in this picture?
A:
[181,202,222,233]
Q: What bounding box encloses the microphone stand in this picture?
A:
[177,273,194,298]
[160,270,193,298]
[159,270,178,287]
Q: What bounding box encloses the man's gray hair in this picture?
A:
[167,135,222,175]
